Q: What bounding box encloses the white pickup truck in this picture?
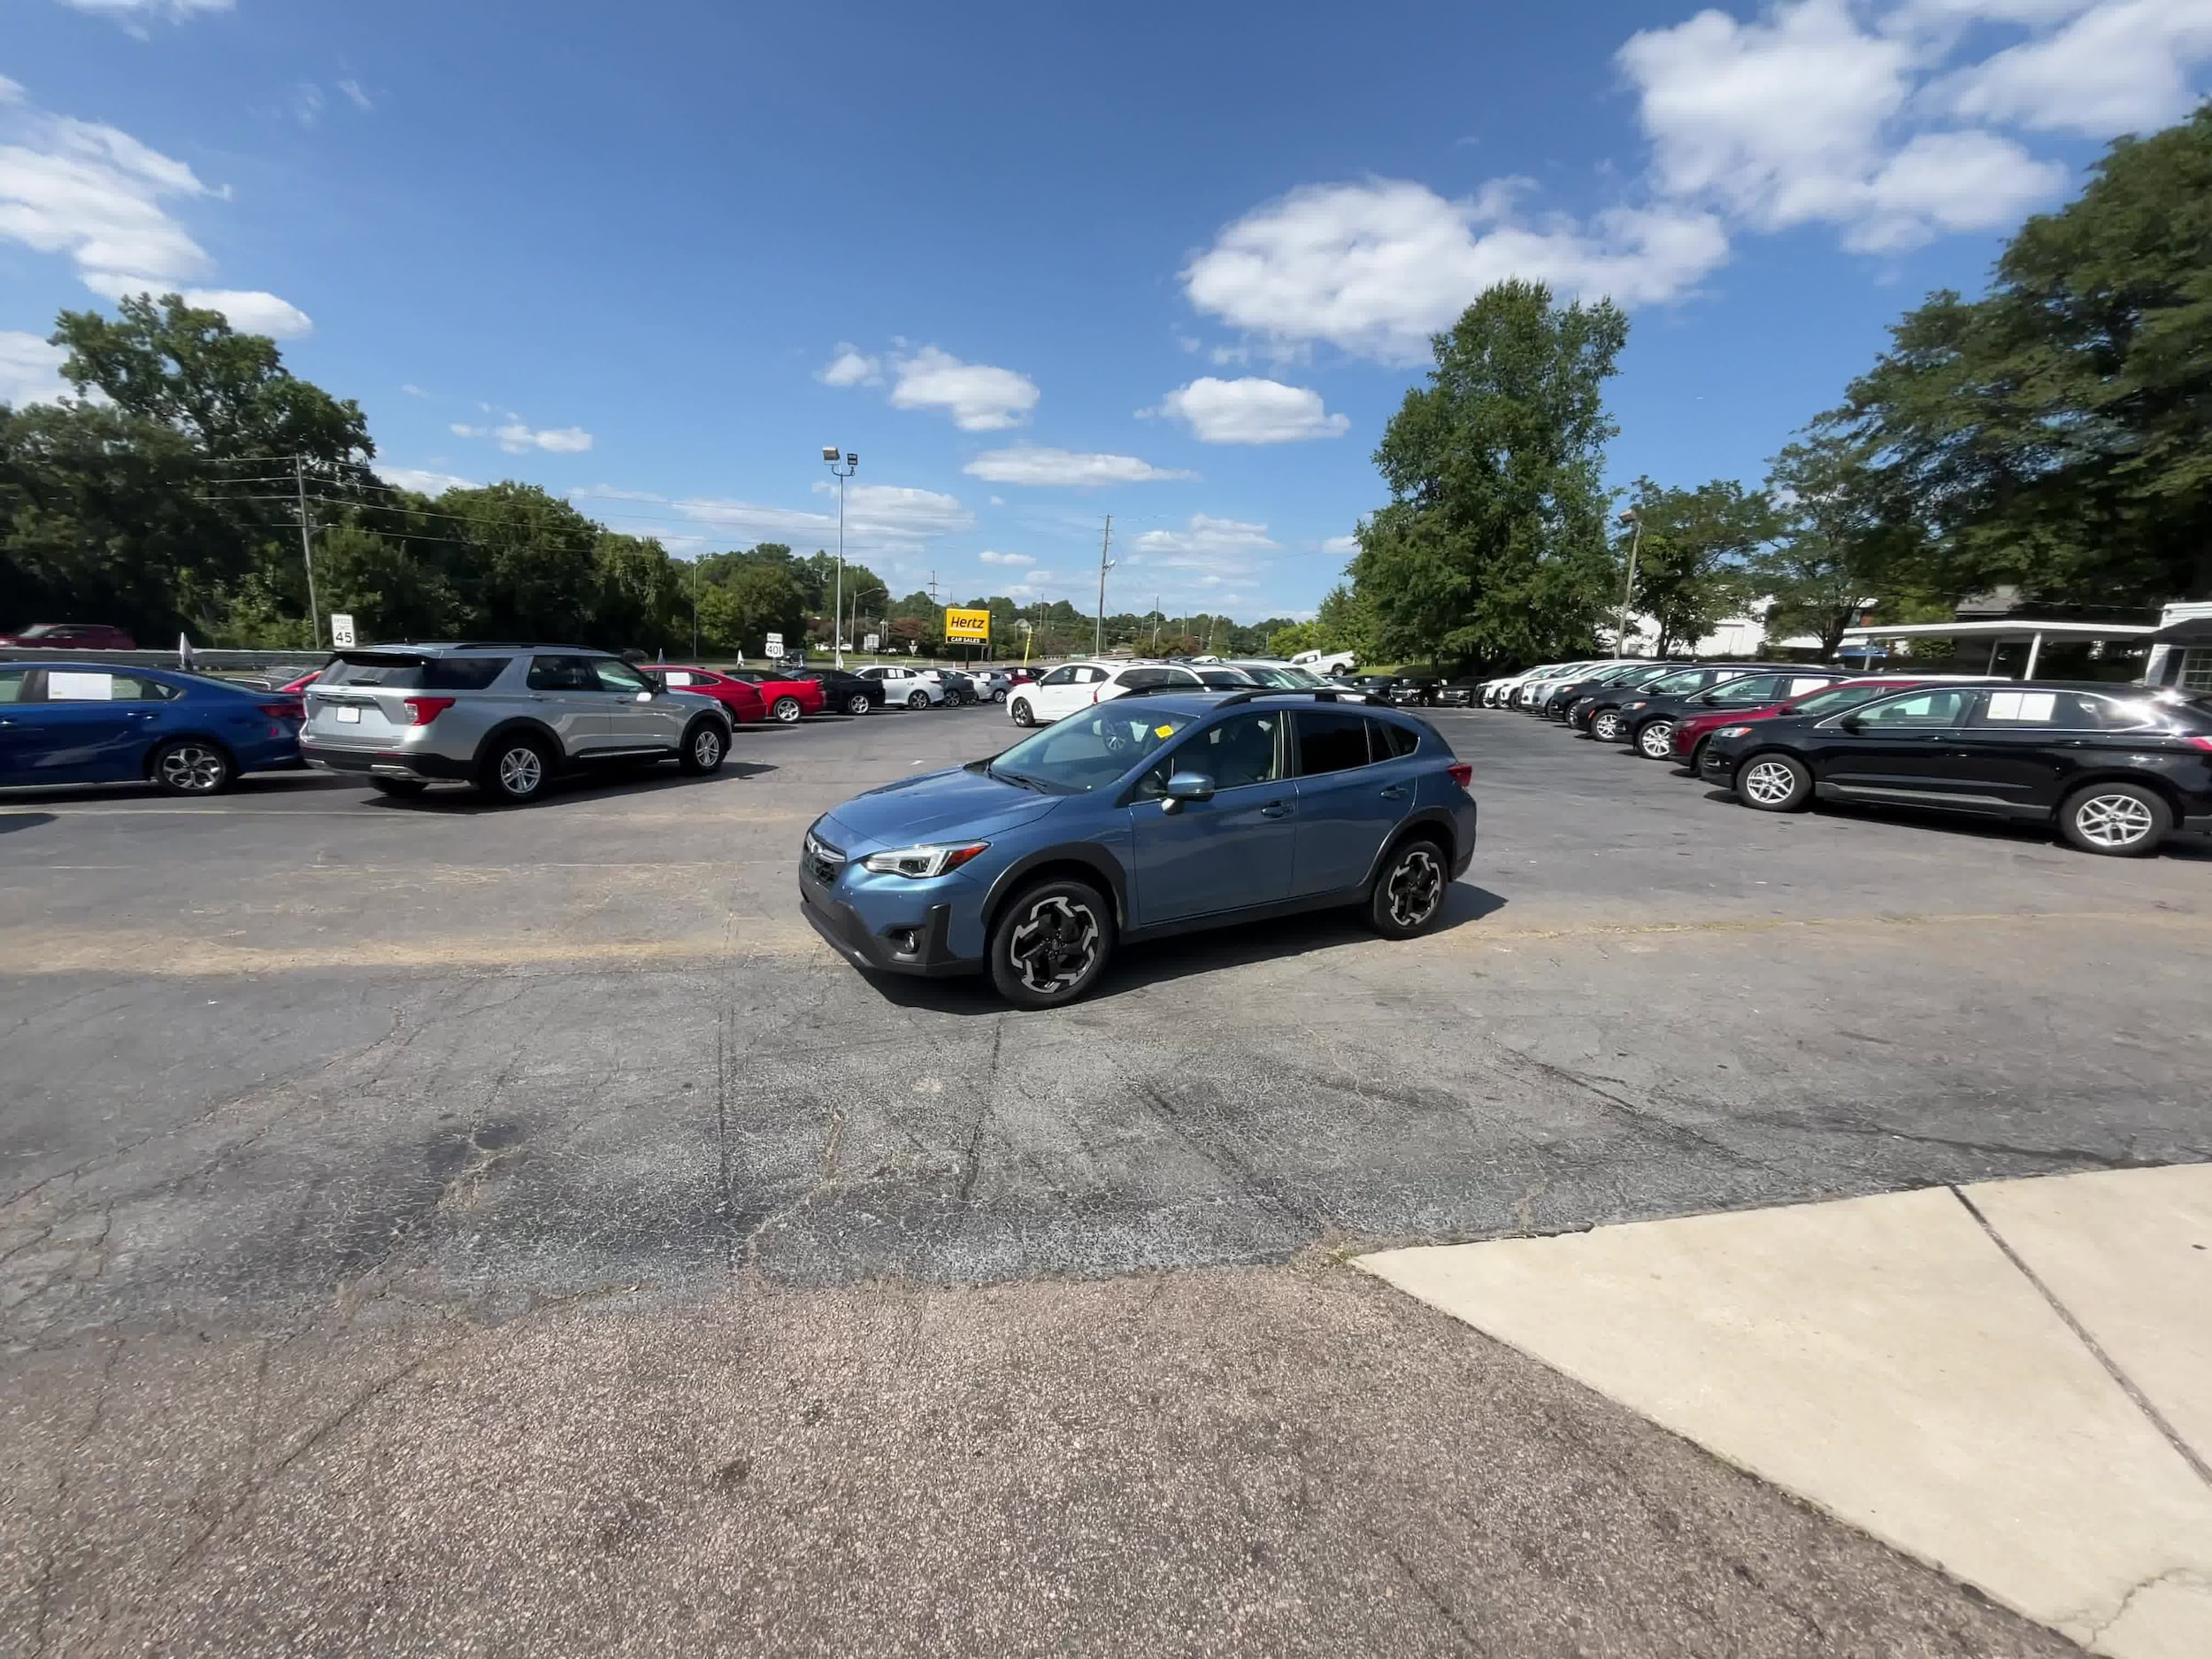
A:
[1291,648,1358,674]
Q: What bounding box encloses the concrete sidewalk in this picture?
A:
[1360,1163,2212,1659]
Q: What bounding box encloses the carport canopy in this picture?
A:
[1837,618,2155,679]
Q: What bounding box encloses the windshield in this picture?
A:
[990,704,1196,793]
[320,653,511,690]
[1645,667,1725,695]
[1789,682,1912,718]
[1237,664,1314,688]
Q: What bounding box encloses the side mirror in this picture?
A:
[1838,713,1863,732]
[1159,771,1215,812]
[636,689,656,703]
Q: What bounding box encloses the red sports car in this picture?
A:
[1670,675,1979,772]
[653,665,768,723]
[721,668,825,724]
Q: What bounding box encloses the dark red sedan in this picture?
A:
[1670,675,1993,772]
[652,665,768,723]
[721,668,826,724]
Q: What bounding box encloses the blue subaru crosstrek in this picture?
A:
[800,689,1478,1007]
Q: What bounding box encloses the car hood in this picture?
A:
[818,764,1063,852]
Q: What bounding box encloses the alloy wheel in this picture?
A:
[693,727,723,767]
[2074,791,2154,849]
[1386,846,1445,928]
[1741,758,1797,806]
[158,745,226,793]
[847,693,871,716]
[1638,721,1675,758]
[1593,710,1621,741]
[773,696,802,724]
[1008,895,1100,995]
[497,745,544,797]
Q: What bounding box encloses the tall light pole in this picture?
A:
[1616,507,1644,656]
[1094,514,1114,656]
[822,446,857,666]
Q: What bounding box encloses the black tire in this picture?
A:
[771,695,803,725]
[907,690,930,710]
[479,733,554,804]
[679,719,726,775]
[2058,781,2170,856]
[1734,750,1812,812]
[149,738,234,795]
[1635,718,1678,760]
[1009,697,1035,727]
[369,777,429,797]
[1370,834,1450,940]
[845,692,872,717]
[987,878,1115,1008]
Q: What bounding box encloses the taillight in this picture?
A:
[2187,735,2212,753]
[1446,761,1473,788]
[258,701,302,720]
[402,695,456,726]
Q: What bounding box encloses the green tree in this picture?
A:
[1620,477,1778,656]
[1268,621,1321,657]
[1313,584,1379,659]
[698,558,808,657]
[1747,431,1920,659]
[1352,280,1626,665]
[1833,105,2212,604]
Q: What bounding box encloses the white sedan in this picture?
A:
[856,665,948,708]
[1007,660,1207,726]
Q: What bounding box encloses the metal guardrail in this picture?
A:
[0,647,327,672]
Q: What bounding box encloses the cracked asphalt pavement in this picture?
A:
[2,699,2202,1654]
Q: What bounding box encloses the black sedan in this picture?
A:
[1432,679,1486,706]
[1540,661,1684,720]
[1699,680,2212,856]
[1578,664,1751,740]
[800,668,887,716]
[1616,667,1852,759]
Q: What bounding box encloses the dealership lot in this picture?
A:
[3,699,2202,1653]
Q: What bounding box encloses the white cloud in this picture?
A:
[978,549,1034,565]
[988,495,1005,506]
[888,345,1039,431]
[1182,178,1729,360]
[0,85,311,333]
[1938,0,2212,135]
[1321,534,1360,557]
[1850,130,2069,249]
[618,480,973,550]
[0,330,72,405]
[56,0,234,20]
[337,80,373,113]
[1129,515,1282,590]
[375,465,476,495]
[452,419,593,455]
[0,79,22,106]
[963,445,1195,487]
[400,381,429,397]
[1152,376,1349,444]
[292,83,325,127]
[818,344,881,387]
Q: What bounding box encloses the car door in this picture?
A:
[2,668,158,784]
[1029,665,1085,719]
[525,654,618,756]
[1955,689,2155,814]
[1287,710,1409,895]
[1126,711,1296,925]
[590,657,682,749]
[1808,687,1985,802]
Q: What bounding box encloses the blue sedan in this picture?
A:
[801,688,1479,1006]
[0,662,305,795]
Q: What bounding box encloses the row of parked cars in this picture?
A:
[1477,657,2212,857]
[0,645,1020,803]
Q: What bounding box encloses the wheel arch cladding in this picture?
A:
[983,850,1127,938]
[1367,813,1455,889]
[2064,770,2182,819]
[472,718,561,770]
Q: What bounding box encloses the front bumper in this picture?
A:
[799,888,970,977]
[301,741,475,781]
[1699,748,1743,785]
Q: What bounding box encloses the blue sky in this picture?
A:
[3,1,2207,621]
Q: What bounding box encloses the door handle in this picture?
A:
[1259,802,1291,818]
[1379,784,1409,799]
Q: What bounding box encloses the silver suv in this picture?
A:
[300,644,733,803]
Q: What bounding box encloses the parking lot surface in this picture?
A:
[3,699,2202,1653]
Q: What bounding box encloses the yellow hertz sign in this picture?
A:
[944,607,992,641]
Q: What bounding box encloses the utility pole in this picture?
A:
[1616,507,1644,655]
[293,456,323,650]
[822,447,858,665]
[1150,595,1160,655]
[690,557,700,660]
[1093,514,1114,656]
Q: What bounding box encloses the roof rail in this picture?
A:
[1211,687,1342,708]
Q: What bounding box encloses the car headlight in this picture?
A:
[1623,700,1647,710]
[1714,726,1754,739]
[860,841,990,878]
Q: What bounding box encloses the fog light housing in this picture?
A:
[887,926,921,956]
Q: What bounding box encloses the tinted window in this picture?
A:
[324,654,510,691]
[1371,718,1418,759]
[1038,666,1079,687]
[1141,711,1283,794]
[1645,668,1724,695]
[526,655,603,692]
[993,705,1195,793]
[1972,690,2162,732]
[1197,669,1255,687]
[1117,668,1172,690]
[1295,709,1373,775]
[1854,688,1978,728]
[0,668,27,703]
[1705,673,1787,705]
[1788,682,1903,718]
[591,659,654,694]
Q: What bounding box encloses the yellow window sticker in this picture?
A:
[1155,724,1175,739]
